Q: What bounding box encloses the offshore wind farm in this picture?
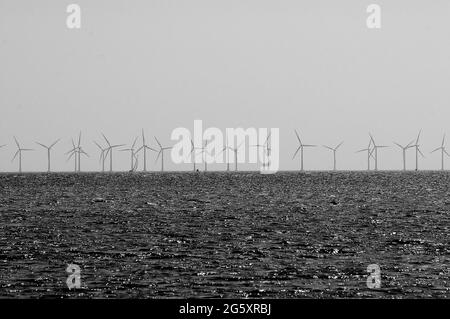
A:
[1,130,450,173]
[2,0,450,302]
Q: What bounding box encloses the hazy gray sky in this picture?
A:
[1,0,450,172]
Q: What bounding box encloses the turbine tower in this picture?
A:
[12,137,33,173]
[431,134,449,171]
[323,141,343,171]
[293,130,316,171]
[154,137,172,172]
[369,133,388,171]
[137,129,156,172]
[196,140,209,172]
[121,137,139,171]
[190,139,203,172]
[35,139,60,172]
[393,140,414,171]
[221,136,232,172]
[102,133,125,172]
[412,130,425,171]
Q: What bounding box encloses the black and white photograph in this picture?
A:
[0,0,449,313]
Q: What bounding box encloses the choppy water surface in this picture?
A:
[0,172,449,298]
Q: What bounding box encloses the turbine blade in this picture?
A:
[101,133,111,146]
[35,142,47,149]
[145,146,158,152]
[431,147,440,153]
[416,129,422,144]
[323,145,333,151]
[154,136,162,148]
[67,151,75,161]
[406,140,415,148]
[294,130,302,145]
[335,141,344,150]
[132,136,138,149]
[50,139,60,148]
[292,147,300,159]
[65,148,76,155]
[11,150,19,162]
[393,142,402,149]
[418,148,425,158]
[155,151,161,163]
[13,136,20,148]
[94,141,103,151]
[369,133,375,145]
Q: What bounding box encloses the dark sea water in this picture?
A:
[0,172,449,298]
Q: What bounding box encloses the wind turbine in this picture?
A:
[220,142,243,171]
[393,140,414,171]
[221,136,233,172]
[102,133,125,172]
[356,139,374,171]
[154,137,172,172]
[35,139,60,172]
[369,133,389,171]
[412,130,425,171]
[292,130,316,171]
[137,129,156,172]
[431,134,449,171]
[251,132,271,170]
[12,137,33,173]
[121,137,139,171]
[67,134,88,172]
[93,141,108,172]
[323,141,343,171]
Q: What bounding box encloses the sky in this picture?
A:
[1,0,450,172]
